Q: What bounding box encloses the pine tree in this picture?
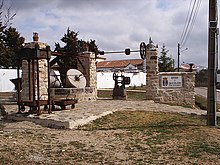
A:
[0,1,24,68]
[158,44,174,72]
[55,28,99,68]
[1,27,25,68]
[195,69,208,87]
[55,28,99,55]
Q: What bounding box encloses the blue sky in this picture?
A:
[5,0,219,67]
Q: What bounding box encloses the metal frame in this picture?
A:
[16,45,51,115]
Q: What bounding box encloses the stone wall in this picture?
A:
[157,72,195,107]
[145,38,195,107]
[21,59,48,101]
[50,87,96,102]
[50,51,97,102]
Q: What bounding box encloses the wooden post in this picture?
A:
[207,0,218,126]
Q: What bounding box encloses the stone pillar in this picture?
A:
[77,52,97,88]
[145,38,159,101]
[21,59,48,101]
[21,33,49,101]
[77,51,97,100]
[38,59,49,100]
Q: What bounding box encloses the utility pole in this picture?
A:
[178,43,180,72]
[207,0,218,126]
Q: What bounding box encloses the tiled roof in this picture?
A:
[97,59,143,68]
[180,63,196,70]
[96,56,106,60]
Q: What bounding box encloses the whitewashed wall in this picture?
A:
[0,69,146,91]
[97,72,146,89]
[0,69,18,92]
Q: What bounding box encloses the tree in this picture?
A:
[195,69,208,87]
[54,28,99,68]
[0,1,25,68]
[1,27,25,68]
[158,44,174,72]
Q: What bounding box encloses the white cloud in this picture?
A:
[9,0,215,67]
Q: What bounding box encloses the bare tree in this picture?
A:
[0,0,16,28]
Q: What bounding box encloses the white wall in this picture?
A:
[97,72,146,89]
[0,69,146,91]
[0,69,18,92]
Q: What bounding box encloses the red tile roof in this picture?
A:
[180,63,196,70]
[97,59,143,68]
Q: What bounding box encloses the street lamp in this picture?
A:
[177,43,188,72]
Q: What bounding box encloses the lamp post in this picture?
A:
[177,43,188,72]
[178,43,180,72]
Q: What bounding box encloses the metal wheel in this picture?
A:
[113,72,117,81]
[140,42,146,60]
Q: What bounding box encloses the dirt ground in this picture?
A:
[1,100,220,164]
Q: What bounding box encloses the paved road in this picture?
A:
[195,87,220,102]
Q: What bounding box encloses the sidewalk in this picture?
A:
[3,99,220,129]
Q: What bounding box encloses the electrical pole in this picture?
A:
[178,43,180,72]
[207,0,218,126]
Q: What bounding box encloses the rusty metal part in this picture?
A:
[98,42,147,59]
[16,44,52,115]
[112,72,130,100]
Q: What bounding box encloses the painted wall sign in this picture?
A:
[161,75,182,87]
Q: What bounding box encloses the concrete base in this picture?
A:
[6,110,114,129]
[5,101,116,129]
[50,87,97,102]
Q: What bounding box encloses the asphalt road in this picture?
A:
[195,87,220,102]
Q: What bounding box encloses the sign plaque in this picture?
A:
[161,75,182,87]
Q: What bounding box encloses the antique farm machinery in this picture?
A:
[112,72,130,99]
[99,42,147,99]
[14,33,96,115]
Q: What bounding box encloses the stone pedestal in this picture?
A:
[146,48,159,100]
[157,72,195,107]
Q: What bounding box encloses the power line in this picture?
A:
[179,0,193,46]
[179,0,201,48]
[182,0,202,47]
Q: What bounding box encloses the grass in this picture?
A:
[98,89,219,109]
[69,141,86,149]
[1,89,220,164]
[0,121,4,129]
[186,141,220,158]
[196,95,220,111]
[195,95,208,110]
[80,110,220,163]
[97,89,146,100]
[99,89,220,110]
[126,85,146,90]
[80,111,206,131]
